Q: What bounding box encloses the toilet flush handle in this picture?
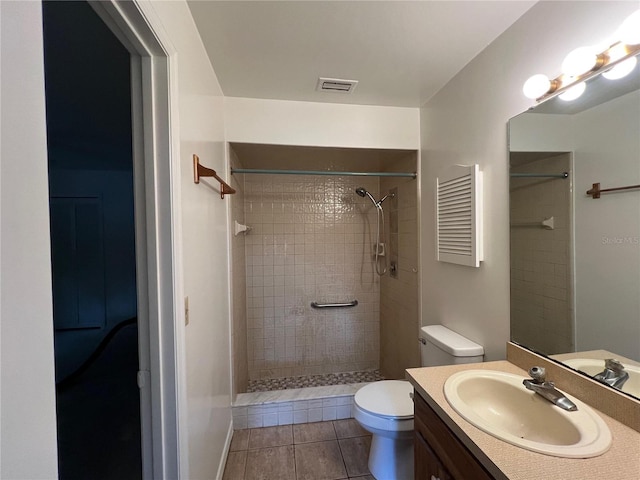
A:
[418,337,427,345]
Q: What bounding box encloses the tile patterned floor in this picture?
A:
[247,371,385,393]
[223,419,375,480]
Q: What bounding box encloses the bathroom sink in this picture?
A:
[444,370,611,458]
[562,358,640,397]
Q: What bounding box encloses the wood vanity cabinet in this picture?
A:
[414,390,495,480]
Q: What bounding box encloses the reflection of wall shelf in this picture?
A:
[586,182,640,199]
[511,216,554,230]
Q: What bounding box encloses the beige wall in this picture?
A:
[419,1,638,361]
[510,154,573,354]
[380,155,421,378]
[573,90,640,359]
[141,1,232,478]
[244,173,381,380]
[1,2,59,477]
[225,97,420,149]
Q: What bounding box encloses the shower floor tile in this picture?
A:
[247,370,384,392]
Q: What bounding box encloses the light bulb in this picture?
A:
[559,82,586,101]
[603,56,637,80]
[562,47,599,77]
[523,74,553,99]
[619,9,640,45]
[607,42,629,63]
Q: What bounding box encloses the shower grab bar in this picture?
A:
[232,168,416,178]
[311,300,358,309]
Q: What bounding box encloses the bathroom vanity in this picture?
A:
[407,359,640,480]
[414,387,495,479]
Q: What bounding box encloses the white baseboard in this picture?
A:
[216,420,234,480]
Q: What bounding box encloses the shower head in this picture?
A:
[355,187,378,208]
[355,187,394,209]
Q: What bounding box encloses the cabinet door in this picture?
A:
[414,391,496,480]
[415,428,452,480]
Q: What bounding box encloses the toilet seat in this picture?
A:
[354,380,414,419]
[353,380,416,480]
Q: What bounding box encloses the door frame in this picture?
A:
[88,2,185,478]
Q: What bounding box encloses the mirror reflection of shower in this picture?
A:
[355,187,395,276]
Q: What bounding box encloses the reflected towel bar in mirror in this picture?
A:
[311,300,358,309]
[586,182,640,199]
[510,172,569,178]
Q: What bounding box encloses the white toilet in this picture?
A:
[353,325,484,480]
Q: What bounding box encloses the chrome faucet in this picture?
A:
[594,359,629,390]
[523,366,578,411]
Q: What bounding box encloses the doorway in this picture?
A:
[41,0,183,477]
[43,1,141,478]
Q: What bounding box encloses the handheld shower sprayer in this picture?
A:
[355,187,394,209]
[355,187,379,209]
[355,187,395,276]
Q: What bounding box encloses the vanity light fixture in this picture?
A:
[559,82,586,101]
[561,46,605,78]
[522,74,559,99]
[523,8,640,102]
[603,56,638,80]
[618,9,640,46]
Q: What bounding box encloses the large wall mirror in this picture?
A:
[508,52,640,400]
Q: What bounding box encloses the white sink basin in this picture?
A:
[444,370,611,458]
[562,358,640,397]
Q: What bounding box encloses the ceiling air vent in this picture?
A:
[316,77,358,94]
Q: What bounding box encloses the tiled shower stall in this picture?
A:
[229,144,419,426]
[243,172,382,380]
[510,153,574,355]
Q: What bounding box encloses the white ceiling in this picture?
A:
[187,1,535,108]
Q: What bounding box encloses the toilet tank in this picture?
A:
[419,325,484,367]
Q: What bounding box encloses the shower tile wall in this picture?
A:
[380,167,420,379]
[230,150,248,396]
[244,174,381,380]
[510,154,574,354]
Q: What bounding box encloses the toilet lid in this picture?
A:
[354,380,414,419]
